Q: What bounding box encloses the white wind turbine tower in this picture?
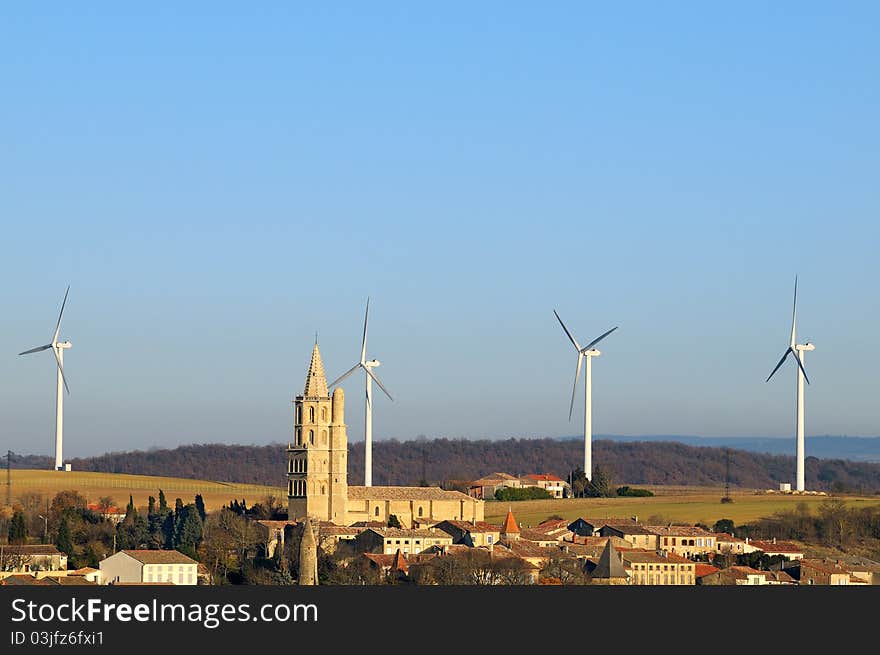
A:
[766,276,815,492]
[329,298,393,487]
[554,310,617,482]
[18,286,72,471]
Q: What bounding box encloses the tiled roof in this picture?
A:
[119,550,198,565]
[646,525,714,537]
[591,540,629,579]
[621,549,692,565]
[391,549,409,573]
[1,545,63,556]
[520,529,564,543]
[603,524,657,536]
[712,532,746,544]
[363,528,451,539]
[695,564,720,577]
[501,509,520,534]
[748,540,803,554]
[437,520,500,533]
[348,486,474,501]
[0,575,55,586]
[575,517,638,528]
[522,474,565,482]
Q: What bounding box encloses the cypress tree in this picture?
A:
[56,517,73,555]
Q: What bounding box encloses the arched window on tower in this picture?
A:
[296,406,302,424]
[321,485,325,495]
[321,430,328,445]
[375,506,380,517]
[321,407,327,421]
[418,506,423,517]
[308,430,314,445]
[309,407,315,422]
[288,459,293,473]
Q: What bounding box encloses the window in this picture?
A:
[375,507,380,516]
[321,430,327,445]
[418,507,423,517]
[321,408,327,421]
[696,538,703,547]
[288,481,293,496]
[321,485,325,495]
[308,430,314,444]
[296,406,302,423]
[487,536,493,544]
[664,538,668,546]
[309,407,315,422]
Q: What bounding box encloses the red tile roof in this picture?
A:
[501,509,519,534]
[522,474,564,482]
[695,564,720,578]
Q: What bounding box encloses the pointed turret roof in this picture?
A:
[298,517,318,586]
[303,342,329,398]
[591,539,628,580]
[391,549,409,574]
[501,508,519,534]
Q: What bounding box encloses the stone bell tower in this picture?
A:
[287,342,348,523]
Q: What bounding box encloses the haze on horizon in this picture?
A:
[1,4,878,458]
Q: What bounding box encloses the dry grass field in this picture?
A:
[5,469,285,512]
[483,485,880,528]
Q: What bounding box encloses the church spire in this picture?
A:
[303,342,329,398]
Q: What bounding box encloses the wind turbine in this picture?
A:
[329,298,393,487]
[554,310,617,482]
[18,286,72,472]
[766,276,814,492]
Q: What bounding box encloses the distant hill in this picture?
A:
[8,437,880,493]
[564,435,880,463]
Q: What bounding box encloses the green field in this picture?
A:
[483,486,880,528]
[5,469,285,511]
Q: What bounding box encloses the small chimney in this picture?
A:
[773,537,777,544]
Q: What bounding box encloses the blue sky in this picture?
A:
[1,3,878,457]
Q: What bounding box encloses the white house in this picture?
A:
[99,550,198,585]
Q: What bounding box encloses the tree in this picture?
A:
[387,514,402,529]
[147,496,156,518]
[568,467,588,498]
[8,510,28,544]
[158,490,168,514]
[97,496,114,514]
[714,519,735,535]
[585,465,616,498]
[195,494,207,522]
[56,517,73,555]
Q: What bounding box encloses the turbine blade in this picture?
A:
[793,349,811,385]
[568,353,583,421]
[52,347,70,394]
[329,363,361,388]
[52,285,70,345]
[580,326,619,353]
[789,276,797,348]
[766,349,791,383]
[553,310,581,351]
[365,366,393,401]
[360,297,370,364]
[18,344,52,356]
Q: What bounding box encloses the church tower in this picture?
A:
[287,343,349,523]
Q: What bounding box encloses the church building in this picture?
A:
[287,343,484,528]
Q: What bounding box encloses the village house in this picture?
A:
[434,520,501,547]
[353,527,453,555]
[782,558,854,585]
[568,516,640,537]
[698,565,796,586]
[86,503,127,524]
[467,473,522,499]
[620,549,696,585]
[0,544,67,574]
[647,525,717,558]
[519,473,568,498]
[598,524,659,550]
[712,532,758,556]
[747,538,804,560]
[99,549,199,585]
